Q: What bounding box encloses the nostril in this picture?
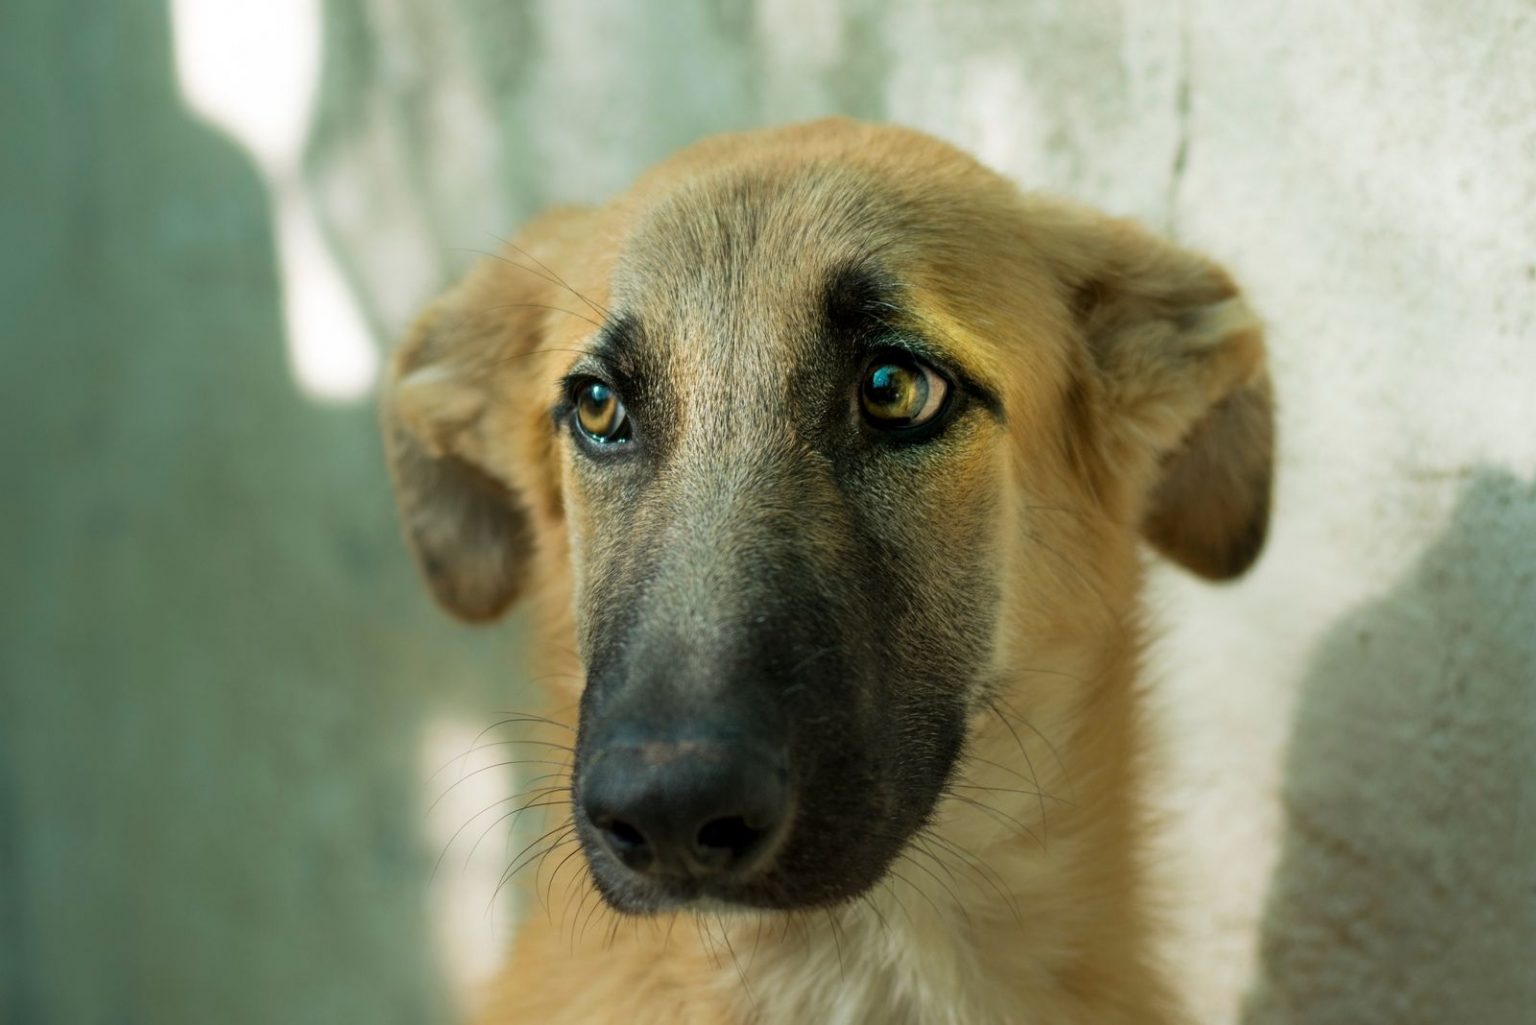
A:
[596,817,653,871]
[602,818,646,851]
[695,816,767,864]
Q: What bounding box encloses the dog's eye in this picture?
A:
[573,380,631,444]
[859,351,950,432]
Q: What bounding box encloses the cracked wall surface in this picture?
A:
[4,1,1533,1023]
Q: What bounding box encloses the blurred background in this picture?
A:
[2,1,1532,1023]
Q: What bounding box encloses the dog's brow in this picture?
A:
[588,313,642,372]
[822,263,900,337]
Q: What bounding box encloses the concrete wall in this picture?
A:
[4,2,1532,1023]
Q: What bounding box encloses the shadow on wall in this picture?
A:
[1243,469,1536,1025]
[0,2,525,1023]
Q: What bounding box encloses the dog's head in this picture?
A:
[383,120,1271,913]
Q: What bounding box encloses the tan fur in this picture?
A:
[381,119,1272,1025]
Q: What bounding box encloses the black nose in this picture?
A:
[579,740,789,879]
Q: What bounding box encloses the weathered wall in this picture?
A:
[4,2,1532,1023]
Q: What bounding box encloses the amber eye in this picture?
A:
[859,351,950,431]
[573,380,630,444]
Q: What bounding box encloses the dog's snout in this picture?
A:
[579,740,789,880]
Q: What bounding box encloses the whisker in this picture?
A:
[823,907,847,983]
[949,780,1072,806]
[857,890,892,944]
[484,707,577,727]
[486,830,575,917]
[427,758,570,813]
[958,752,1071,804]
[915,828,1024,925]
[898,841,975,931]
[542,843,588,918]
[981,697,1049,848]
[470,807,571,869]
[942,790,1045,852]
[693,916,720,970]
[572,878,606,949]
[465,794,572,867]
[873,874,916,930]
[493,824,575,890]
[860,825,972,928]
[464,714,575,758]
[431,745,570,775]
[478,302,604,331]
[747,913,767,974]
[486,345,600,370]
[430,785,567,882]
[560,865,591,940]
[491,234,614,322]
[515,768,575,795]
[448,245,608,325]
[885,863,948,922]
[992,663,1094,685]
[717,913,755,1002]
[989,694,1078,804]
[423,711,573,789]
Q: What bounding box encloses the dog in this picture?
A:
[382,118,1272,1025]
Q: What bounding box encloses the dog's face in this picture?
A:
[383,121,1271,914]
[556,175,1020,911]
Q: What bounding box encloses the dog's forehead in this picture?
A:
[607,165,908,377]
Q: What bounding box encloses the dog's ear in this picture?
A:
[1049,207,1273,580]
[380,261,542,622]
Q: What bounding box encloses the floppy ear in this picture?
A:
[1054,209,1274,580]
[380,261,542,622]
